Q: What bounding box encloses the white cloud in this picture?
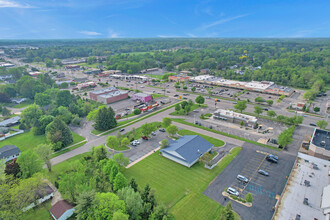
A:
[80,31,102,36]
[108,29,120,38]
[0,0,33,8]
[157,35,184,38]
[200,14,249,30]
[186,33,197,38]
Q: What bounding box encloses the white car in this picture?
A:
[131,140,140,146]
[140,86,144,88]
[227,187,239,196]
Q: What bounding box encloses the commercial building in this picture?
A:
[140,68,159,73]
[132,93,153,103]
[291,102,306,110]
[190,75,294,96]
[61,58,85,65]
[76,81,96,89]
[308,128,330,160]
[0,63,14,68]
[0,145,21,162]
[168,75,190,82]
[29,71,44,77]
[89,87,117,101]
[111,74,148,81]
[213,109,258,127]
[97,90,129,104]
[65,65,81,70]
[160,135,213,167]
[83,69,101,75]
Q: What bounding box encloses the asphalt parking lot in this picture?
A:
[203,143,296,220]
[121,129,168,164]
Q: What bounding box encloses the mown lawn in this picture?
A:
[0,130,85,153]
[152,93,166,99]
[123,147,242,220]
[177,129,225,147]
[22,200,52,220]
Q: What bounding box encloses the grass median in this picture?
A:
[177,129,225,147]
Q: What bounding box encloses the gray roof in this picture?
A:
[160,135,213,165]
[312,129,330,151]
[0,145,20,159]
[134,93,152,98]
[0,116,20,127]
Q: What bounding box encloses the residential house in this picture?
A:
[23,184,54,212]
[0,145,21,162]
[50,200,75,220]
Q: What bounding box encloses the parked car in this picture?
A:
[263,108,269,111]
[258,169,269,176]
[183,97,187,100]
[151,131,156,136]
[141,135,149,140]
[237,175,249,183]
[119,128,125,132]
[131,140,140,146]
[233,102,237,104]
[227,187,239,196]
[167,91,170,93]
[174,94,179,97]
[159,128,166,132]
[310,123,317,126]
[193,110,199,113]
[266,155,278,163]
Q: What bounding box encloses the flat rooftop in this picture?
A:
[90,87,117,95]
[214,109,257,122]
[311,129,330,150]
[134,93,152,98]
[191,75,216,81]
[98,90,127,98]
[275,153,330,220]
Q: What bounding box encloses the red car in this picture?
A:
[141,135,149,140]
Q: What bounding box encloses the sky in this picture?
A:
[0,0,329,39]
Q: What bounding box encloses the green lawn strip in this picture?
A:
[98,102,182,136]
[123,147,241,219]
[0,130,85,153]
[123,122,161,140]
[120,112,135,119]
[169,103,207,116]
[287,109,324,118]
[177,129,225,147]
[146,74,163,80]
[22,200,52,220]
[152,93,167,99]
[146,85,161,89]
[171,118,280,151]
[11,99,34,108]
[51,140,87,158]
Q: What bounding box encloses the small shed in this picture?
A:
[50,200,75,220]
[160,135,213,167]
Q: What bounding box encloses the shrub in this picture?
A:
[133,108,141,115]
[245,193,253,203]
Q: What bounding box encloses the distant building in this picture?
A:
[132,93,153,103]
[50,200,75,220]
[0,74,13,81]
[0,145,21,162]
[213,109,257,127]
[291,102,306,110]
[200,68,210,74]
[140,68,159,74]
[11,98,26,104]
[89,87,118,100]
[0,116,20,127]
[160,135,213,167]
[179,70,192,75]
[64,65,81,70]
[73,77,88,83]
[76,81,96,89]
[29,71,43,77]
[61,58,85,65]
[309,128,330,160]
[97,90,129,104]
[83,69,101,75]
[168,75,190,82]
[0,63,14,68]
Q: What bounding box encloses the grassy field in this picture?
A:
[123,147,242,220]
[50,140,87,158]
[22,200,52,220]
[177,129,225,147]
[0,130,85,153]
[169,103,207,116]
[152,93,166,99]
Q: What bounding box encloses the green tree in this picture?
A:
[160,139,169,148]
[183,85,187,90]
[195,95,205,106]
[56,90,72,107]
[222,201,234,220]
[266,100,274,106]
[35,144,53,172]
[113,211,129,220]
[165,63,174,71]
[314,107,320,112]
[129,178,139,192]
[234,100,247,113]
[94,106,117,131]
[75,190,95,220]
[121,137,130,147]
[118,186,143,220]
[133,108,141,115]
[107,136,120,150]
[56,106,72,124]
[34,93,51,106]
[93,192,126,220]
[166,125,178,136]
[267,110,277,118]
[109,163,119,183]
[254,106,263,116]
[0,159,5,182]
[1,107,10,116]
[245,193,253,203]
[141,123,156,137]
[162,117,172,128]
[175,104,181,112]
[240,121,245,127]
[45,117,73,149]
[92,145,108,162]
[113,153,129,167]
[16,150,43,178]
[255,97,265,103]
[316,120,328,129]
[21,104,43,128]
[113,172,128,192]
[191,87,196,92]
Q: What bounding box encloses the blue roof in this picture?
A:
[160,135,213,165]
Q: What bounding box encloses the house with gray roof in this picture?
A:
[0,145,21,162]
[160,135,213,168]
[0,116,20,127]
